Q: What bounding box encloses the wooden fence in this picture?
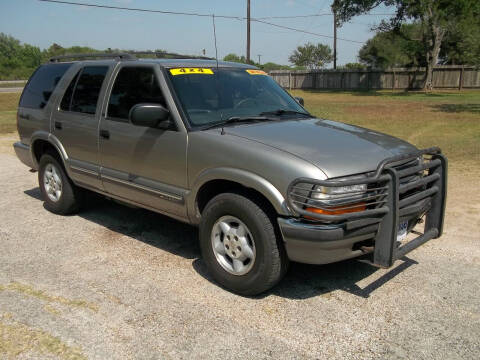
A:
[269,65,480,90]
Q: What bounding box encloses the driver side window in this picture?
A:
[107,66,166,121]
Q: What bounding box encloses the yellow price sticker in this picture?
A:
[170,68,214,76]
[246,69,268,75]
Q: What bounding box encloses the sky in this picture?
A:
[0,0,396,66]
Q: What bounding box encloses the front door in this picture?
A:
[98,64,188,218]
[51,64,112,190]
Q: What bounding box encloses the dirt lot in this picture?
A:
[1,88,480,359]
[0,131,479,359]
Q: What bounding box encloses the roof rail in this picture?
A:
[49,52,136,62]
[48,51,215,63]
[129,51,214,60]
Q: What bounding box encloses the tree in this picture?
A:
[333,0,479,89]
[439,8,480,66]
[261,62,293,72]
[288,43,334,69]
[339,62,367,70]
[358,23,425,68]
[223,53,247,63]
[0,33,42,79]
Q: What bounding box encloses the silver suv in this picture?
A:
[14,53,447,295]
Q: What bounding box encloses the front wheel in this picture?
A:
[199,193,288,295]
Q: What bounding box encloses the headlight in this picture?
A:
[311,184,367,200]
[303,183,368,217]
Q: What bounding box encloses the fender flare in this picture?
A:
[187,167,291,224]
[30,131,69,170]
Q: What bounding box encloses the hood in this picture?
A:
[222,118,417,178]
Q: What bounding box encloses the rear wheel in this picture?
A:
[199,193,288,295]
[38,153,82,215]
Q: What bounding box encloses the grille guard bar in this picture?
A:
[287,147,447,268]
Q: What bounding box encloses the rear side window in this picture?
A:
[108,66,166,120]
[60,71,80,111]
[19,63,72,109]
[70,66,108,114]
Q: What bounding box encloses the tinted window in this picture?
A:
[70,66,108,114]
[20,63,72,109]
[108,67,166,120]
[168,68,306,126]
[60,71,80,111]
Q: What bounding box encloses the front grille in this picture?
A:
[392,157,441,217]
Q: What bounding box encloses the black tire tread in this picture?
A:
[38,153,82,215]
[200,192,288,295]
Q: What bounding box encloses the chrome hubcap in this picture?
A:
[43,163,63,202]
[211,216,256,276]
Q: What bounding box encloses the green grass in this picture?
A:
[292,89,480,168]
[0,93,20,134]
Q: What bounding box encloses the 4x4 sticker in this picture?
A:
[170,68,214,75]
[246,69,267,75]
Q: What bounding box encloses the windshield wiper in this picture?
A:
[202,116,276,131]
[259,109,312,117]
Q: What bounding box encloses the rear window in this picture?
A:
[19,63,72,109]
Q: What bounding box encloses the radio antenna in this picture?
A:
[212,14,219,69]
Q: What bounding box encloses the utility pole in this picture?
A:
[333,10,337,69]
[257,54,261,64]
[247,0,251,63]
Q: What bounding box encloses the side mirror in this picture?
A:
[129,103,171,129]
[294,96,305,106]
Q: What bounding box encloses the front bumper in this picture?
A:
[278,217,377,264]
[280,148,447,267]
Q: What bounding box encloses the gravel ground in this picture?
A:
[0,134,479,359]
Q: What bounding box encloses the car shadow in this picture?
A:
[192,256,417,299]
[25,187,418,299]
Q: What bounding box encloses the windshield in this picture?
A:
[167,68,308,127]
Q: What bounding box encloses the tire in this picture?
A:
[199,193,288,295]
[38,152,82,215]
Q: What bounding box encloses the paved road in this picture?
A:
[0,87,23,93]
[0,145,479,359]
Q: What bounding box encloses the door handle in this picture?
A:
[19,113,30,120]
[100,129,110,139]
[54,121,62,130]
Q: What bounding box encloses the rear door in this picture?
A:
[17,63,72,144]
[51,64,113,190]
[98,64,188,218]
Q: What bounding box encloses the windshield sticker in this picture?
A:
[246,69,267,75]
[169,68,214,76]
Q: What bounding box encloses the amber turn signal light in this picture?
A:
[304,202,367,219]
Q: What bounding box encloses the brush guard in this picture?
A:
[287,147,447,268]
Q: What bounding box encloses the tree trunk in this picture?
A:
[424,27,443,90]
[422,6,445,91]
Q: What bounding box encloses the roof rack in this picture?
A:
[130,51,214,60]
[49,52,136,62]
[49,51,215,63]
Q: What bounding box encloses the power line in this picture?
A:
[37,0,364,44]
[251,19,364,44]
[255,13,396,20]
[38,0,395,20]
[37,0,243,19]
[255,13,332,19]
